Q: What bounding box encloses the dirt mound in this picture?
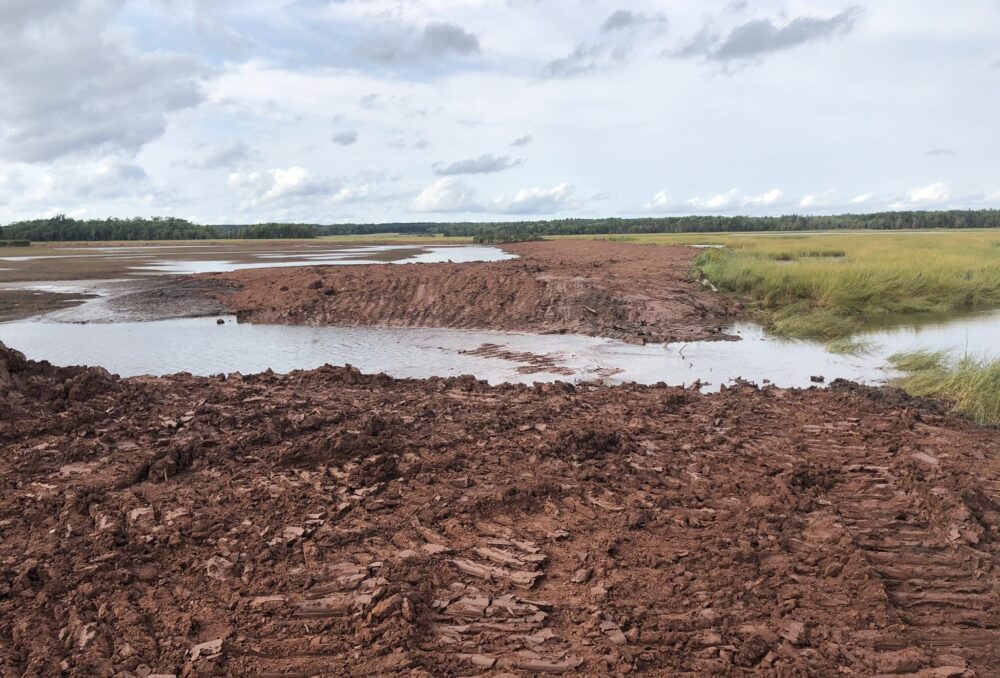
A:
[2,353,999,676]
[1,342,122,427]
[208,240,736,344]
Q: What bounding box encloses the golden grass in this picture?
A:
[890,350,1000,426]
[596,230,1000,340]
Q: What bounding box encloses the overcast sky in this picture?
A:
[1,0,999,224]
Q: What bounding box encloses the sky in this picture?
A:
[1,0,999,224]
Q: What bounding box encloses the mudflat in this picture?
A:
[3,342,999,676]
[209,240,735,344]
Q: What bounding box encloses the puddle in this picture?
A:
[129,245,515,274]
[2,310,999,388]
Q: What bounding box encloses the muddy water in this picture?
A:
[2,311,999,388]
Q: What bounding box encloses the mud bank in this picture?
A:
[209,240,735,344]
[2,343,998,676]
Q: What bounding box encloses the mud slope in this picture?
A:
[2,342,999,676]
[209,240,734,344]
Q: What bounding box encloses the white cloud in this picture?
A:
[743,188,783,206]
[412,177,479,213]
[3,1,1000,223]
[685,188,783,211]
[798,189,836,209]
[433,153,523,176]
[906,181,952,204]
[0,0,207,162]
[230,166,331,209]
[493,182,577,214]
[688,189,740,211]
[412,179,577,215]
[645,189,673,210]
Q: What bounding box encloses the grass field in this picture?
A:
[596,230,1000,341]
[891,350,1000,426]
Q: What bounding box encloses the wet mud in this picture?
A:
[210,240,736,344]
[2,342,998,677]
[0,289,98,322]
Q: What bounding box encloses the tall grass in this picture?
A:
[600,230,1000,340]
[890,350,1000,426]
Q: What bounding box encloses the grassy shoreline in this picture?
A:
[596,230,1000,341]
[890,351,1000,426]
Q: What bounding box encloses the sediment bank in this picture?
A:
[209,240,735,344]
[2,343,998,676]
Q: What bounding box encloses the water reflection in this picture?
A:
[2,310,998,388]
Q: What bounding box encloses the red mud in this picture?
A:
[2,342,999,677]
[206,240,735,344]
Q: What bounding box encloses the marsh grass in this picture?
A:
[826,337,876,355]
[600,230,1000,340]
[890,350,1000,426]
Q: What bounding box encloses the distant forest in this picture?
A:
[3,210,1000,243]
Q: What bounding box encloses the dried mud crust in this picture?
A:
[2,346,999,676]
[207,240,736,344]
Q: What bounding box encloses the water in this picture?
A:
[2,311,998,388]
[128,245,516,274]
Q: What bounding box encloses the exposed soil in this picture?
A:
[209,240,736,344]
[106,278,235,322]
[3,341,999,677]
[0,289,97,322]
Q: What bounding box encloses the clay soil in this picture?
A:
[3,342,1000,677]
[207,240,735,344]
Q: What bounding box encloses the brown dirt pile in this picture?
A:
[207,240,734,344]
[2,343,999,676]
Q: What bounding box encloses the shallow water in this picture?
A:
[130,245,516,274]
[2,310,998,388]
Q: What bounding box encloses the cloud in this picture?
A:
[849,192,874,204]
[543,8,667,79]
[0,1,208,163]
[743,188,783,206]
[358,22,480,65]
[360,93,381,109]
[0,157,154,210]
[412,179,577,214]
[601,10,665,33]
[673,7,862,63]
[542,43,630,78]
[229,166,332,209]
[492,182,577,214]
[644,190,673,211]
[798,189,836,209]
[331,131,359,146]
[511,135,533,147]
[925,148,956,157]
[420,23,480,58]
[905,181,951,204]
[433,153,523,176]
[191,141,257,169]
[686,188,784,211]
[412,177,479,213]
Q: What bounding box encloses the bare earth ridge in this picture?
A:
[207,240,736,344]
[2,342,999,677]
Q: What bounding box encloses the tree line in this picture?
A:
[0,216,321,241]
[3,210,1000,243]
